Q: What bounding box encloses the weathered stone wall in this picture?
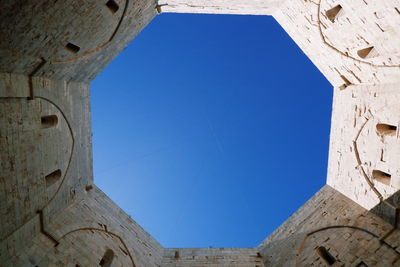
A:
[157,0,281,15]
[0,75,92,260]
[1,0,400,266]
[0,0,163,266]
[1,185,163,266]
[273,0,400,88]
[0,74,164,266]
[328,83,400,210]
[0,0,158,82]
[162,248,264,267]
[259,186,400,266]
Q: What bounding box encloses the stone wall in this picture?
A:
[162,248,264,267]
[328,83,400,210]
[0,0,162,266]
[1,185,163,266]
[1,0,400,266]
[259,186,400,266]
[157,0,281,15]
[273,0,400,88]
[0,76,92,262]
[0,0,158,82]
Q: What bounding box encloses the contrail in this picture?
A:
[206,116,225,157]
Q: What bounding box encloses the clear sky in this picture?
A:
[91,13,332,248]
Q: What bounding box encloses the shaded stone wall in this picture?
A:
[0,0,157,82]
[162,248,264,267]
[0,0,163,266]
[1,185,163,266]
[259,186,400,266]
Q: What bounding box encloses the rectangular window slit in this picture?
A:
[174,250,180,259]
[65,42,80,54]
[372,170,391,186]
[45,170,62,187]
[41,115,58,129]
[106,0,119,13]
[316,246,336,265]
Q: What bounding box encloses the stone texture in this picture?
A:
[0,0,158,82]
[157,0,282,15]
[1,0,400,266]
[162,248,264,267]
[259,186,400,266]
[328,83,400,210]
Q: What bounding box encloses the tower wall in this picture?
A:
[1,0,400,266]
[259,186,400,266]
[1,185,163,266]
[0,0,157,82]
[162,248,264,267]
[0,0,163,266]
[157,0,281,15]
[273,0,400,87]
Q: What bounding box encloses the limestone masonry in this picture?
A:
[1,0,400,266]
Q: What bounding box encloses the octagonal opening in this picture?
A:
[92,14,331,248]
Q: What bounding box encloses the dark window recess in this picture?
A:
[106,0,119,13]
[85,185,94,191]
[326,5,342,22]
[41,115,58,129]
[45,170,62,187]
[99,249,114,267]
[376,123,397,136]
[357,46,377,59]
[372,170,391,186]
[357,261,369,267]
[316,246,336,265]
[65,42,80,54]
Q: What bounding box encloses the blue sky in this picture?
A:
[91,13,332,248]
